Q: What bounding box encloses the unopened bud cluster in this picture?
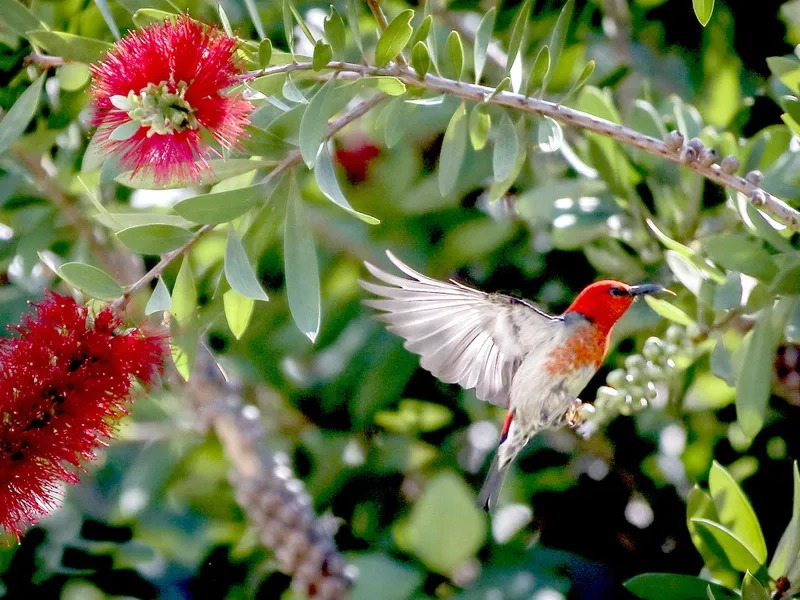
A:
[594,325,697,419]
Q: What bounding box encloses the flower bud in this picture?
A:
[625,354,646,371]
[745,170,764,185]
[665,325,685,343]
[642,337,664,360]
[720,155,740,174]
[664,130,685,151]
[607,368,628,388]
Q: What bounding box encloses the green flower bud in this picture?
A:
[625,354,646,371]
[645,362,664,381]
[642,337,664,360]
[607,368,628,388]
[666,325,684,344]
[644,383,658,400]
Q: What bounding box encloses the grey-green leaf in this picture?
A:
[225,226,269,301]
[438,103,468,196]
[284,177,321,342]
[375,9,414,67]
[505,0,533,75]
[116,224,194,255]
[258,38,272,68]
[315,145,380,224]
[446,30,464,80]
[525,45,550,96]
[312,40,333,71]
[473,8,496,83]
[25,30,112,63]
[324,5,346,56]
[537,116,563,153]
[0,75,44,156]
[493,112,519,182]
[299,80,334,167]
[769,462,800,578]
[145,277,172,315]
[173,184,265,225]
[736,306,779,438]
[59,262,123,300]
[543,0,574,92]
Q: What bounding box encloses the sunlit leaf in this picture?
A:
[469,104,491,151]
[224,289,255,340]
[644,296,694,326]
[446,30,464,80]
[770,462,800,578]
[691,519,763,574]
[624,574,738,600]
[324,5,346,56]
[741,572,769,600]
[375,9,414,67]
[543,0,574,92]
[693,0,715,27]
[411,41,431,78]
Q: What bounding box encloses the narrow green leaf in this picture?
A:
[711,338,735,386]
[170,256,197,380]
[741,572,769,600]
[493,112,519,182]
[363,76,406,96]
[411,41,431,78]
[315,145,379,224]
[324,5,346,56]
[0,75,44,156]
[145,277,172,315]
[224,226,269,301]
[375,9,414,67]
[666,250,706,296]
[59,262,122,300]
[346,0,363,56]
[0,0,45,37]
[282,0,294,51]
[704,234,777,282]
[693,0,715,26]
[410,14,432,47]
[109,120,141,141]
[768,56,800,95]
[525,45,550,96]
[687,486,738,588]
[505,0,533,75]
[258,38,272,68]
[26,30,112,63]
[709,461,768,563]
[473,8,496,83]
[284,177,321,342]
[299,80,334,167]
[94,0,121,39]
[131,9,176,28]
[173,184,265,225]
[624,574,739,600]
[287,0,316,45]
[543,0,574,92]
[224,289,255,340]
[487,118,526,202]
[644,296,694,326]
[691,519,763,574]
[537,116,563,153]
[312,40,333,71]
[769,462,800,578]
[446,30,464,80]
[736,306,779,438]
[468,104,491,150]
[243,0,266,39]
[438,103,468,196]
[217,4,233,37]
[94,212,194,231]
[562,59,595,101]
[116,224,194,255]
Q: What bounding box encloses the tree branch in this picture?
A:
[246,60,800,233]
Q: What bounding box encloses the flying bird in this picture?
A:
[361,251,670,511]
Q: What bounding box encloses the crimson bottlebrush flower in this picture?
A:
[334,139,381,184]
[89,15,252,184]
[0,292,165,539]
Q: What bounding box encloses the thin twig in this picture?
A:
[23,52,67,69]
[244,60,800,233]
[112,93,389,311]
[365,0,409,67]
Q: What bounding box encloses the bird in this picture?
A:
[360,251,671,511]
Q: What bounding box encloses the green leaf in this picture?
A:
[488,118,527,202]
[438,103,468,196]
[116,224,194,255]
[362,76,407,96]
[58,63,90,92]
[406,472,486,574]
[473,8,496,83]
[299,80,334,167]
[346,0,363,56]
[741,572,769,600]
[375,399,453,434]
[284,177,321,342]
[145,277,172,315]
[131,9,177,28]
[468,104,491,150]
[711,338,735,386]
[1,1,45,37]
[624,574,739,600]
[770,462,800,578]
[243,0,266,40]
[525,45,550,96]
[94,212,194,231]
[411,41,431,78]
[709,461,768,563]
[687,486,738,588]
[58,263,122,300]
[493,112,519,182]
[324,5,346,56]
[536,116,563,153]
[410,14,432,47]
[666,250,706,296]
[285,0,316,46]
[644,296,694,326]
[258,38,272,68]
[282,0,294,51]
[170,256,197,381]
[693,0,715,27]
[25,30,112,63]
[768,56,800,95]
[736,306,779,438]
[375,9,414,67]
[446,30,464,80]
[223,289,255,340]
[217,4,233,37]
[173,184,265,225]
[224,226,269,302]
[109,120,141,141]
[704,234,777,282]
[315,145,380,224]
[543,0,574,92]
[691,519,763,574]
[312,40,333,71]
[0,75,44,156]
[505,0,533,75]
[562,59,595,101]
[348,553,423,600]
[95,0,121,39]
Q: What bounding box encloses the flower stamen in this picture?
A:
[114,81,199,137]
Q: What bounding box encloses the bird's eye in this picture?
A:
[609,287,628,297]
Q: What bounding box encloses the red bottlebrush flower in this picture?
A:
[334,139,381,184]
[89,15,252,184]
[0,292,165,539]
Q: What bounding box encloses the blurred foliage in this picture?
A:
[1,0,800,599]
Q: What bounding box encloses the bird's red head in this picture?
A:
[564,280,667,333]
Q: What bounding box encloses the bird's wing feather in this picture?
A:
[361,251,560,408]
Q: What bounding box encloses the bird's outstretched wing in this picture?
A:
[361,251,560,408]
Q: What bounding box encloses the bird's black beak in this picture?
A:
[629,283,674,297]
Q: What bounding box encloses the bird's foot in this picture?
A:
[564,398,594,429]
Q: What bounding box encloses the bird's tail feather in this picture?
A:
[477,453,509,512]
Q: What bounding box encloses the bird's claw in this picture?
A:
[564,398,594,429]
